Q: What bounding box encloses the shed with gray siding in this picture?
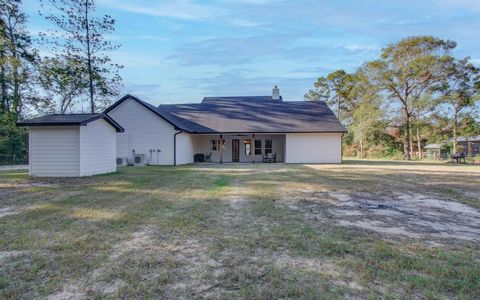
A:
[18,114,124,177]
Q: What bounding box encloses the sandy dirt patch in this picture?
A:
[306,190,480,243]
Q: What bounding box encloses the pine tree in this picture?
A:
[40,0,123,113]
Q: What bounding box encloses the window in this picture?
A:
[211,139,225,151]
[254,140,262,155]
[244,139,251,155]
[265,139,272,154]
[210,139,218,151]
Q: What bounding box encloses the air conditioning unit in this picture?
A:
[133,154,146,166]
[116,157,127,166]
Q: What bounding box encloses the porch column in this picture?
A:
[220,134,223,164]
[252,134,256,163]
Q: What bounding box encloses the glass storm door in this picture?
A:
[232,139,240,162]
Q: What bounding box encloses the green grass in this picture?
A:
[0,161,479,298]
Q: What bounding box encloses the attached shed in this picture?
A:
[17,114,124,177]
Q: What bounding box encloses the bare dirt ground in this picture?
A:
[1,160,479,299]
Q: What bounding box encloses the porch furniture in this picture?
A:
[266,153,277,163]
[262,154,268,163]
[451,152,466,164]
[205,152,212,162]
[194,153,205,163]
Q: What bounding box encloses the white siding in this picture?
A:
[107,98,176,165]
[176,132,194,165]
[29,127,80,177]
[79,118,117,176]
[285,133,342,164]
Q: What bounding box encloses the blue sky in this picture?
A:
[24,0,480,105]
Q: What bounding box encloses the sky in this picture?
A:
[23,0,480,106]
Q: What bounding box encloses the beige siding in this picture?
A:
[176,132,194,165]
[285,133,342,163]
[107,97,176,165]
[79,118,117,176]
[29,127,80,176]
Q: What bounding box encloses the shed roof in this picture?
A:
[17,113,124,132]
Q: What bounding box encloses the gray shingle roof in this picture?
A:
[17,113,124,132]
[447,136,480,143]
[156,96,346,133]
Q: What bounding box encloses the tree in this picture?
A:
[0,0,39,117]
[440,57,480,153]
[350,94,383,157]
[40,0,122,113]
[411,93,440,158]
[39,56,88,113]
[366,36,455,159]
[0,0,39,165]
[304,70,357,122]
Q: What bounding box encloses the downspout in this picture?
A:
[174,129,182,166]
[341,132,345,164]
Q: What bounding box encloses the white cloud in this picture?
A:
[98,0,226,21]
[229,19,264,28]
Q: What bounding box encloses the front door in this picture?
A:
[232,139,240,162]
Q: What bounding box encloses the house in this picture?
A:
[447,136,480,156]
[18,87,346,177]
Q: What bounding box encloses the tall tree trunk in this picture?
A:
[85,0,95,113]
[408,116,414,159]
[12,61,19,116]
[360,139,364,158]
[416,126,422,159]
[403,108,411,160]
[337,95,340,120]
[453,109,458,153]
[0,48,7,112]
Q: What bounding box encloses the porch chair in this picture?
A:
[262,153,268,163]
[267,153,276,163]
[205,152,212,162]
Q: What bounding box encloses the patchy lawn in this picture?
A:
[0,160,479,299]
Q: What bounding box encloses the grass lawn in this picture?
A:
[1,160,479,299]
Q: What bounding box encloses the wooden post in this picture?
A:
[220,134,223,164]
[468,141,472,157]
[252,134,256,163]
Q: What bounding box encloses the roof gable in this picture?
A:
[104,94,183,130]
[17,113,124,132]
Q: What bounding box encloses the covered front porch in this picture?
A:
[192,133,285,163]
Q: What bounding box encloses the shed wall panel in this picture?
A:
[29,127,80,176]
[80,118,117,176]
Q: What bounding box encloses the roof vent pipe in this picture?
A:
[272,85,280,100]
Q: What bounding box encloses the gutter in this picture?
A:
[173,129,182,166]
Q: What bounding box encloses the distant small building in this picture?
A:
[425,136,480,160]
[424,144,448,160]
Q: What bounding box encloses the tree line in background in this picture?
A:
[305,36,480,160]
[0,0,122,164]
